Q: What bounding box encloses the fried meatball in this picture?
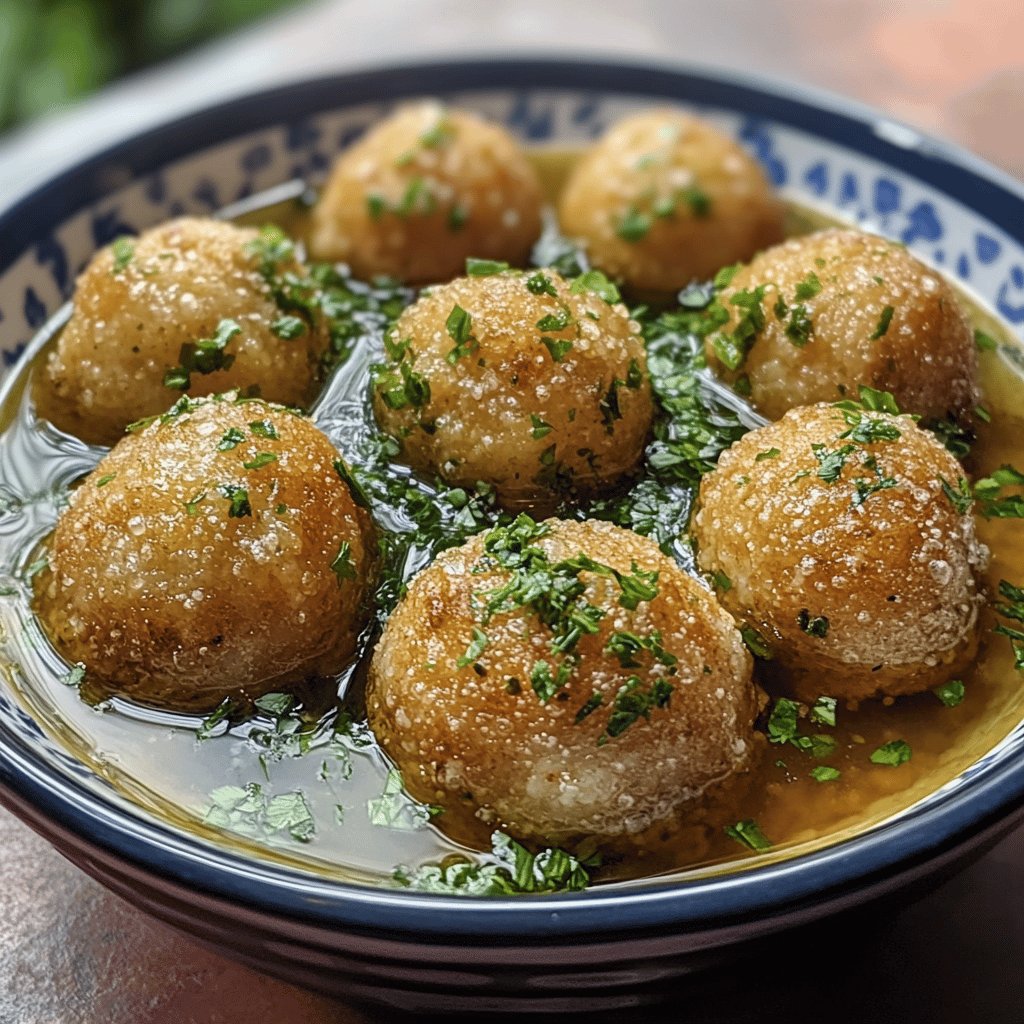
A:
[693,403,988,702]
[558,109,784,294]
[36,394,374,712]
[705,228,979,423]
[42,217,328,446]
[309,101,542,283]
[371,269,653,506]
[367,516,757,844]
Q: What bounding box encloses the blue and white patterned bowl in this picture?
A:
[1,59,1023,1014]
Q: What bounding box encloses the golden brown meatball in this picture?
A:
[370,268,653,507]
[43,218,328,446]
[693,402,988,702]
[309,101,542,283]
[36,394,374,712]
[367,516,757,844]
[705,228,979,423]
[558,109,784,294]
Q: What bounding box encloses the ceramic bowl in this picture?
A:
[1,59,1023,1014]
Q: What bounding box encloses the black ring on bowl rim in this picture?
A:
[0,56,1023,940]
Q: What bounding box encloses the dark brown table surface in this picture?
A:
[1,1,1022,1020]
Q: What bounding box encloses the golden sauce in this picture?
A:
[0,149,1022,889]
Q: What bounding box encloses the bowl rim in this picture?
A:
[2,55,1023,940]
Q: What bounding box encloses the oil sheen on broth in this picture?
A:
[0,148,1022,888]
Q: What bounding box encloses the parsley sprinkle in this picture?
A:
[599,675,674,744]
[767,698,800,744]
[219,484,251,518]
[616,207,652,242]
[526,271,558,297]
[794,272,822,301]
[62,663,86,687]
[933,679,965,707]
[457,627,489,669]
[95,473,116,487]
[994,579,1024,671]
[248,419,279,440]
[712,569,732,592]
[870,305,895,340]
[110,237,134,274]
[974,465,1024,519]
[870,739,912,766]
[810,695,837,728]
[542,337,573,362]
[271,315,306,340]
[243,452,278,470]
[574,692,604,724]
[184,491,206,517]
[366,194,387,220]
[725,820,772,851]
[447,205,469,231]
[812,443,856,482]
[741,625,773,660]
[164,318,241,391]
[466,258,509,276]
[530,414,553,440]
[811,765,841,783]
[570,270,621,304]
[939,475,973,515]
[445,304,476,363]
[330,540,356,584]
[756,448,781,462]
[217,428,246,451]
[974,328,999,352]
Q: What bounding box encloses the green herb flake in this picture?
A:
[933,679,965,707]
[741,625,773,660]
[466,258,509,276]
[243,452,278,470]
[939,475,973,515]
[756,447,781,462]
[870,305,895,340]
[974,465,1024,519]
[248,419,279,440]
[62,662,86,688]
[456,627,489,669]
[794,272,823,301]
[870,739,912,766]
[217,427,246,451]
[724,819,772,852]
[271,315,307,340]
[812,442,857,483]
[95,473,116,487]
[184,491,207,517]
[712,569,732,592]
[974,329,999,352]
[767,698,800,745]
[530,414,553,440]
[110,236,135,274]
[570,270,621,304]
[219,484,252,518]
[366,194,387,220]
[811,765,841,783]
[810,695,838,728]
[330,540,356,584]
[615,207,652,242]
[164,318,242,391]
[542,337,573,362]
[574,692,603,724]
[447,204,469,232]
[526,271,558,297]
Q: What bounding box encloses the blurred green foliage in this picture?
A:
[0,0,303,133]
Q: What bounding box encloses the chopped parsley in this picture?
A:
[393,831,593,895]
[368,770,439,830]
[61,662,86,687]
[709,286,767,371]
[810,695,837,728]
[445,304,477,363]
[600,675,674,745]
[994,579,1024,671]
[249,419,279,440]
[974,465,1024,519]
[741,625,773,660]
[271,315,306,340]
[870,739,912,766]
[163,318,242,391]
[811,765,841,783]
[939,475,973,514]
[812,443,857,482]
[206,783,315,843]
[542,337,573,362]
[456,627,489,669]
[243,452,278,470]
[793,272,823,301]
[570,269,621,304]
[756,448,781,462]
[526,271,558,297]
[219,484,251,518]
[615,207,652,242]
[932,679,965,707]
[870,305,895,340]
[530,414,553,439]
[725,820,772,852]
[95,473,116,487]
[466,258,509,276]
[330,540,356,584]
[217,427,246,451]
[110,236,135,274]
[974,328,999,352]
[372,335,431,409]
